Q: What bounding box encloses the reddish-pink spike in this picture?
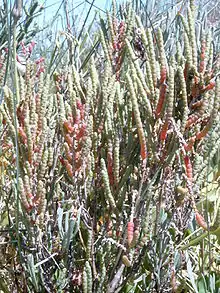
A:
[195,211,207,230]
[127,221,134,247]
[184,155,193,183]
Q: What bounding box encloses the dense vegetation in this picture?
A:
[0,0,219,292]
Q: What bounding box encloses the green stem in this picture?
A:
[13,20,21,261]
[180,232,209,250]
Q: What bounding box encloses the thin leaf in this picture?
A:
[185,251,199,293]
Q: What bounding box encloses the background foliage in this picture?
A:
[0,0,219,292]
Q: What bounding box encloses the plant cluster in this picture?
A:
[0,1,219,292]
